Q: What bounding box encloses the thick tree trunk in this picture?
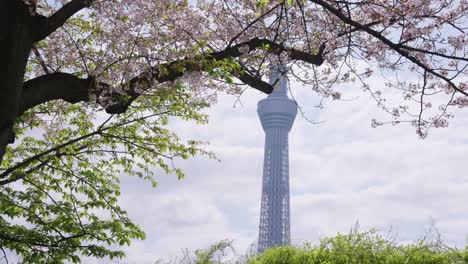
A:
[0,1,35,164]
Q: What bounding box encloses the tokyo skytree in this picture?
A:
[257,64,297,253]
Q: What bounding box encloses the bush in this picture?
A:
[249,230,468,264]
[155,229,468,264]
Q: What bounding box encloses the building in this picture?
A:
[257,64,297,253]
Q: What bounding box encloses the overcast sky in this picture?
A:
[77,72,468,263]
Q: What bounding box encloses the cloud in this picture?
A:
[103,77,468,263]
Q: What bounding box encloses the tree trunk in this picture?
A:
[0,1,35,164]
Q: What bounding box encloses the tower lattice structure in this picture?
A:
[257,64,297,253]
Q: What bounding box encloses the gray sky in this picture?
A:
[82,73,468,263]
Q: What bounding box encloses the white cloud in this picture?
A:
[109,76,468,262]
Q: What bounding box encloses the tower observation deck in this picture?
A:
[257,64,297,253]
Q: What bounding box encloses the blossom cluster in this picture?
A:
[28,0,468,135]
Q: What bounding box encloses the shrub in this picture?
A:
[155,229,468,264]
[249,230,468,264]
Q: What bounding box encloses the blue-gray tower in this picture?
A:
[257,64,297,253]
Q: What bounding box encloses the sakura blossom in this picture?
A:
[1,1,467,260]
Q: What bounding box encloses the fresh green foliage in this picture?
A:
[250,230,468,264]
[194,240,236,264]
[0,83,213,263]
[152,230,468,264]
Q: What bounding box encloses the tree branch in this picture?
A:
[19,72,96,116]
[211,38,325,65]
[31,45,50,74]
[309,0,467,96]
[35,0,94,41]
[1,111,168,182]
[20,38,325,115]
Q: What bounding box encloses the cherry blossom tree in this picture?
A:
[0,0,466,262]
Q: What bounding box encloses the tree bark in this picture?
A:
[0,1,36,164]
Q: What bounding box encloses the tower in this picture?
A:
[257,64,297,253]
